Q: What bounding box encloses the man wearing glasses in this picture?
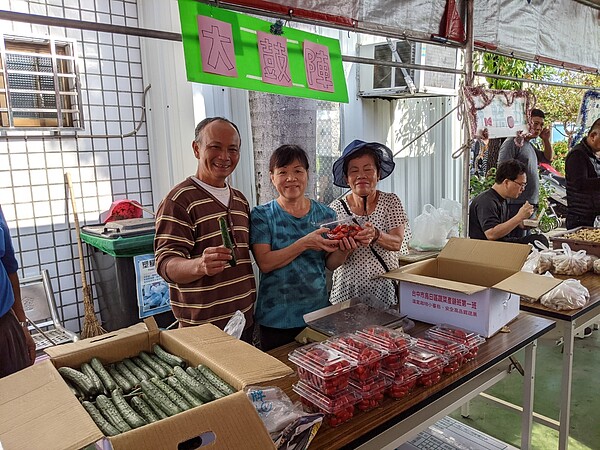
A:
[154,117,256,342]
[497,108,553,239]
[469,159,547,246]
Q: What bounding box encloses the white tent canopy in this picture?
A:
[221,0,600,72]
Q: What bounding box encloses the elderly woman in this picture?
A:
[250,145,352,351]
[329,140,410,310]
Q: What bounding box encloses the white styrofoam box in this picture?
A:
[399,281,520,338]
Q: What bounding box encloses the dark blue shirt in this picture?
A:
[0,206,19,317]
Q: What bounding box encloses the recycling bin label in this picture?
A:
[134,254,171,318]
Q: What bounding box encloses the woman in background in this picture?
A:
[329,140,410,310]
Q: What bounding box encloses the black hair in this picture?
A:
[531,108,545,119]
[342,146,382,177]
[589,118,600,134]
[495,159,527,183]
[194,117,241,144]
[269,145,309,172]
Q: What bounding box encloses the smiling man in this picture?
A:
[155,117,256,342]
[469,159,547,246]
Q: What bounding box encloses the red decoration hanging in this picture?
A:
[438,0,465,43]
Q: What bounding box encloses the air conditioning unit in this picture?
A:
[358,40,459,98]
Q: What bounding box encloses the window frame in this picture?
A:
[0,33,83,130]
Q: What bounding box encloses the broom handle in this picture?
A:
[65,173,89,290]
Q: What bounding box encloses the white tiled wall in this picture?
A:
[0,0,152,333]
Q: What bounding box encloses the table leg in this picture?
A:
[559,322,574,450]
[521,339,537,450]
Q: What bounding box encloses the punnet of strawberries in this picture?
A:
[293,381,360,427]
[288,342,357,396]
[324,333,388,383]
[357,325,416,373]
[382,363,421,399]
[350,375,390,412]
[425,324,486,361]
[407,346,448,388]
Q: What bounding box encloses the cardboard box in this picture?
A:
[383,238,563,337]
[0,319,293,450]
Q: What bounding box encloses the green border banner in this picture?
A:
[178,0,349,103]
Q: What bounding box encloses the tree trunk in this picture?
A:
[249,92,318,205]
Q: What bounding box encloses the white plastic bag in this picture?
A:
[410,204,456,251]
[551,243,589,276]
[245,386,303,435]
[522,240,555,274]
[223,310,246,339]
[440,198,462,239]
[540,279,590,310]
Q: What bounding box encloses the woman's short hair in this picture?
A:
[269,145,309,172]
[495,159,527,183]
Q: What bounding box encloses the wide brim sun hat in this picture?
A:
[332,139,395,188]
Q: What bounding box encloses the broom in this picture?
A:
[65,172,106,338]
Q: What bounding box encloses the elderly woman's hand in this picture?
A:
[354,222,377,246]
[337,236,359,252]
[302,227,341,253]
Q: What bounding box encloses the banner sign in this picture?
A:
[463,88,534,139]
[178,0,348,103]
[572,90,600,146]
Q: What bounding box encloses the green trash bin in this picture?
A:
[81,218,175,331]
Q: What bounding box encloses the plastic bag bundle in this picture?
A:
[245,386,323,450]
[594,258,600,275]
[586,255,598,272]
[540,279,590,310]
[410,201,461,251]
[551,243,589,276]
[440,198,462,239]
[521,240,555,274]
[223,310,246,339]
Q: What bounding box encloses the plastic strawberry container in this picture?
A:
[318,217,364,240]
[324,333,388,382]
[349,375,390,412]
[407,346,448,387]
[357,325,416,372]
[425,324,486,361]
[382,363,422,399]
[288,342,356,396]
[293,381,361,427]
[415,337,468,374]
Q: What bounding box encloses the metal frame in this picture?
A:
[0,32,83,130]
[479,305,600,450]
[356,340,538,450]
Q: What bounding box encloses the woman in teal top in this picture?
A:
[251,145,362,351]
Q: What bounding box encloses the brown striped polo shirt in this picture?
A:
[154,177,256,330]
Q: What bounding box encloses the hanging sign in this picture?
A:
[463,88,534,139]
[178,0,348,103]
[572,90,600,145]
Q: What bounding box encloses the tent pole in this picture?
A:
[461,0,474,237]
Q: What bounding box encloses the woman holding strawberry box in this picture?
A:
[250,145,353,351]
[329,140,411,310]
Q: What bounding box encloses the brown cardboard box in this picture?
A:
[0,319,293,450]
[383,238,563,337]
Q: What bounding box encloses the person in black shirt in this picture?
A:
[565,118,600,229]
[469,160,545,245]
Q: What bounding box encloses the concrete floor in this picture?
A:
[450,330,600,450]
